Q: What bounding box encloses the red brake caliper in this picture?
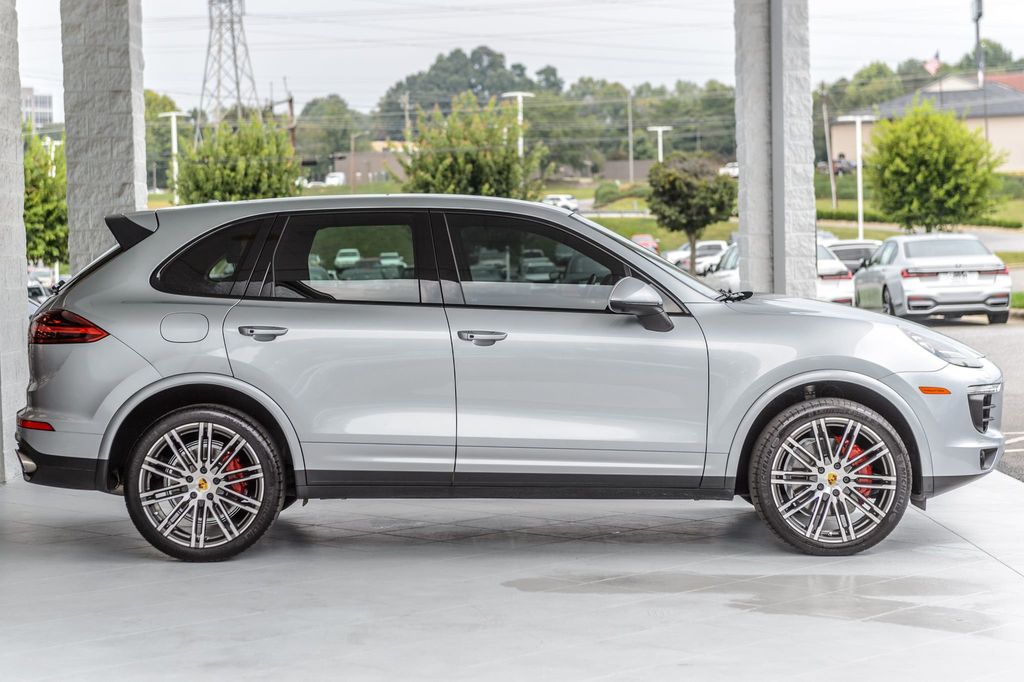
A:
[834,436,873,498]
[223,455,247,495]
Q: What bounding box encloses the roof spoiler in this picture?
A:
[104,211,159,250]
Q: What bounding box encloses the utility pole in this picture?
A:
[819,84,837,210]
[973,0,989,140]
[501,91,535,158]
[647,125,672,163]
[627,91,634,184]
[158,110,188,205]
[349,131,367,193]
[837,114,877,240]
[399,91,412,144]
[195,0,260,144]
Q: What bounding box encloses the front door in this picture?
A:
[224,210,456,486]
[440,212,709,488]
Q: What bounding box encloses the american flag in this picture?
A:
[924,51,941,76]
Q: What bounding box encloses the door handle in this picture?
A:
[457,330,508,347]
[238,325,288,341]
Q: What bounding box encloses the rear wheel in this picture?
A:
[882,287,897,316]
[749,398,911,555]
[125,405,283,561]
[988,311,1009,324]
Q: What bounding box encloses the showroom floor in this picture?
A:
[2,474,1024,681]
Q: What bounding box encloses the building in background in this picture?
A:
[21,87,53,128]
[830,73,1024,173]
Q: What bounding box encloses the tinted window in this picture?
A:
[268,212,427,303]
[904,239,991,259]
[157,219,266,296]
[719,245,739,270]
[447,213,627,310]
[831,245,875,263]
[696,244,722,256]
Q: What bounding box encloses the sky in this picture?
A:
[16,0,1024,121]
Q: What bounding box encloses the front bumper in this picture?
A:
[16,438,101,491]
[886,359,1004,502]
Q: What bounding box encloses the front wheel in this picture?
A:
[749,398,911,555]
[125,405,284,561]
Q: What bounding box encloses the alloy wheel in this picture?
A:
[137,422,265,549]
[768,417,897,544]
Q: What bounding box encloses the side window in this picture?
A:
[268,212,429,304]
[720,245,739,271]
[881,243,898,265]
[156,218,267,297]
[446,212,627,311]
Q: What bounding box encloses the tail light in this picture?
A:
[978,266,1009,276]
[29,310,108,344]
[900,269,932,278]
[819,271,852,280]
[17,417,54,431]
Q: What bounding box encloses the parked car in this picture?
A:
[854,234,1011,324]
[28,267,55,289]
[718,161,739,178]
[676,240,729,274]
[829,239,882,274]
[19,196,1003,561]
[703,243,739,291]
[333,247,361,271]
[541,194,579,211]
[816,244,854,305]
[378,251,407,268]
[323,172,346,186]
[28,281,48,306]
[630,233,660,254]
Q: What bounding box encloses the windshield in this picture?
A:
[817,245,840,261]
[571,215,721,299]
[904,239,991,258]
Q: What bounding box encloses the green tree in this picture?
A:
[866,101,1003,232]
[376,46,545,140]
[842,62,904,110]
[144,90,190,190]
[399,91,549,199]
[177,116,302,204]
[955,39,1023,72]
[648,153,736,275]
[23,127,68,264]
[295,94,370,179]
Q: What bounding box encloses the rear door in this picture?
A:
[224,210,456,487]
[439,211,709,489]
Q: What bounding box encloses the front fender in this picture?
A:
[98,373,307,472]
[703,369,932,488]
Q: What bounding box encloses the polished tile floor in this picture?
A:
[2,473,1024,681]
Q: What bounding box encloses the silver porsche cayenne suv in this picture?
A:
[17,195,1005,561]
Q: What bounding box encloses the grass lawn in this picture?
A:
[1013,292,1024,309]
[599,196,649,212]
[816,197,1024,228]
[589,216,734,251]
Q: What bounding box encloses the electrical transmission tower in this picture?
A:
[195,0,260,142]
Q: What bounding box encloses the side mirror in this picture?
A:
[707,263,718,274]
[860,258,871,270]
[608,277,673,332]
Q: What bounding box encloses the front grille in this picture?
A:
[968,392,996,433]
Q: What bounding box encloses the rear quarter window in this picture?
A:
[154,217,269,297]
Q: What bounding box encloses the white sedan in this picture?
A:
[703,243,854,305]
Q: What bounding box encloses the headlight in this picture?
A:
[901,328,984,368]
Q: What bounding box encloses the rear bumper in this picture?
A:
[901,281,1011,316]
[16,438,101,491]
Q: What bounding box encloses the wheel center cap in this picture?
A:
[826,471,839,487]
[197,478,209,492]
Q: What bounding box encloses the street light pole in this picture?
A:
[837,114,877,240]
[500,91,534,158]
[627,91,634,183]
[158,110,188,205]
[646,125,673,163]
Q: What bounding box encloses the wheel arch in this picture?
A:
[97,374,305,494]
[726,371,930,499]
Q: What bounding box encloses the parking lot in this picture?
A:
[0,314,1020,681]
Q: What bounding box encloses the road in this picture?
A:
[925,316,1024,481]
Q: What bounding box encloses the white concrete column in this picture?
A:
[734,0,816,297]
[0,0,29,482]
[61,0,146,273]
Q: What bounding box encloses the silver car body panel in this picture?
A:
[17,195,1004,501]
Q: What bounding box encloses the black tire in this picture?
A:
[882,287,897,316]
[125,405,284,562]
[748,398,911,556]
[988,311,1009,324]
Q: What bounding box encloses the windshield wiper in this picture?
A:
[716,289,753,302]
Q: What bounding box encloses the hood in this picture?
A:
[727,294,987,359]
